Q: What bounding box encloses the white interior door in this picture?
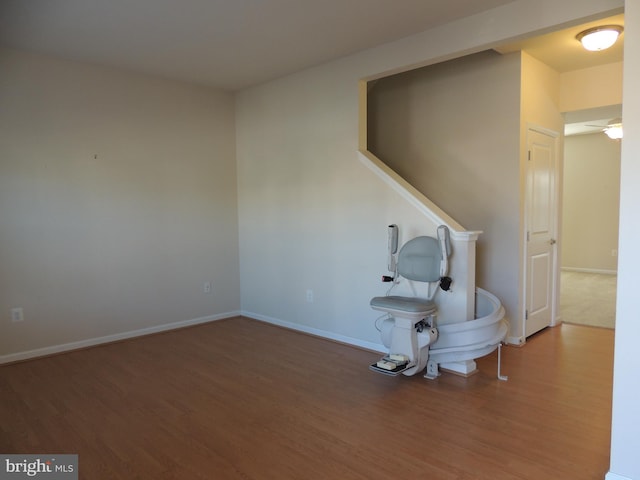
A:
[525,128,558,337]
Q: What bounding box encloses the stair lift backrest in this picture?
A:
[397,236,442,283]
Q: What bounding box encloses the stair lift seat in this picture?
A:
[370,236,444,376]
[370,296,437,321]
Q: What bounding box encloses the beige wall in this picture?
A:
[235,62,397,346]
[365,50,564,341]
[0,48,240,357]
[367,50,522,328]
[236,0,622,346]
[520,52,563,133]
[562,133,621,271]
[560,62,623,112]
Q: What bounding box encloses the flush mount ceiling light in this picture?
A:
[576,25,624,51]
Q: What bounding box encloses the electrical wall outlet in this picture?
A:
[306,289,314,303]
[204,282,212,293]
[11,307,24,322]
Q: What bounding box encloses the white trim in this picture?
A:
[506,335,526,346]
[242,310,387,353]
[0,311,240,365]
[561,267,617,275]
[357,150,481,242]
[527,123,560,139]
[605,472,633,480]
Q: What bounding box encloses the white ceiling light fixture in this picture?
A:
[604,118,623,140]
[576,25,624,51]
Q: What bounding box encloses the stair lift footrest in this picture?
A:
[369,356,412,376]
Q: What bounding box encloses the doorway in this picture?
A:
[559,105,622,329]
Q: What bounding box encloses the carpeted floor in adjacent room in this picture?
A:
[560,270,616,329]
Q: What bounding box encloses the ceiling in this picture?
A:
[0,0,515,91]
[496,13,624,73]
[497,13,624,136]
[0,2,624,133]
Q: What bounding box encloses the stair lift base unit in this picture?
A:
[375,288,507,378]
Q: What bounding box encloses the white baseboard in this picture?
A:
[0,311,240,365]
[242,310,386,353]
[562,267,617,275]
[605,472,634,480]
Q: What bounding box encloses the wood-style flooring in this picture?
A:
[1,317,613,479]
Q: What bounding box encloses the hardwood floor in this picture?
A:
[1,318,613,479]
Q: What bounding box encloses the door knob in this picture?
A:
[550,238,557,245]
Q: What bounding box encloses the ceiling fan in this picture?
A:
[586,117,623,139]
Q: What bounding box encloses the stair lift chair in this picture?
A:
[370,232,449,378]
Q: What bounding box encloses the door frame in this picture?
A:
[521,124,561,341]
